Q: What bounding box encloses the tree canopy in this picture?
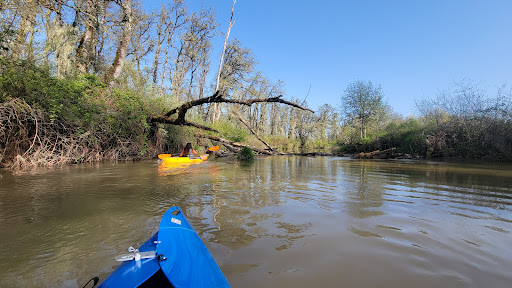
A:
[341,80,385,139]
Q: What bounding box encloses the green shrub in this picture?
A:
[0,58,157,156]
[237,146,254,161]
[0,58,106,126]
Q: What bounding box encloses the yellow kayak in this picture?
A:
[160,154,209,165]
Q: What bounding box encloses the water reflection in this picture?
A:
[0,157,511,287]
[342,161,386,218]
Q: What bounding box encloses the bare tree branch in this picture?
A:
[150,117,220,133]
[195,133,274,155]
[234,110,273,151]
[149,91,313,133]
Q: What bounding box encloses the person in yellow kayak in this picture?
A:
[180,143,198,157]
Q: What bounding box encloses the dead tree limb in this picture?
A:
[196,133,274,155]
[234,110,273,151]
[210,0,237,122]
[149,91,313,133]
[150,117,220,133]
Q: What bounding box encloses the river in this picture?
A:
[0,156,511,287]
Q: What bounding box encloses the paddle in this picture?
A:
[158,154,172,159]
[208,146,220,151]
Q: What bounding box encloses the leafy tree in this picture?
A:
[341,80,385,139]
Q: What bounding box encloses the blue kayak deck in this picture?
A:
[98,207,230,288]
[98,233,163,288]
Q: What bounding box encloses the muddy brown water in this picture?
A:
[0,157,511,287]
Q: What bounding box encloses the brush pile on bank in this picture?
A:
[0,59,168,169]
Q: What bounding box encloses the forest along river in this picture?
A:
[0,157,511,288]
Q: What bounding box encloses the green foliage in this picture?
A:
[237,146,254,161]
[0,58,104,125]
[0,58,160,157]
[0,25,15,52]
[335,109,512,162]
[213,120,248,142]
[101,88,150,136]
[265,135,298,153]
[341,80,385,139]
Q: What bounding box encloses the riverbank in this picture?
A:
[2,60,511,171]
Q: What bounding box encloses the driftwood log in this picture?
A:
[352,148,397,159]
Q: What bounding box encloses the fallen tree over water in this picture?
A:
[150,91,313,128]
[352,148,397,159]
[151,91,313,155]
[195,133,274,155]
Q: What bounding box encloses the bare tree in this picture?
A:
[159,1,187,91]
[171,7,217,101]
[151,0,186,87]
[128,7,154,71]
[151,91,313,132]
[210,0,236,122]
[152,4,170,84]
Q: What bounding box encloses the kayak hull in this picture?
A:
[97,206,230,288]
[160,154,208,165]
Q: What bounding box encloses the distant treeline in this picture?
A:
[335,80,512,162]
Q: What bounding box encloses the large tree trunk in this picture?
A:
[76,0,96,74]
[12,0,37,58]
[105,0,132,85]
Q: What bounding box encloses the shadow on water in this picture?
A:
[0,157,511,287]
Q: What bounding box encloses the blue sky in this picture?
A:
[145,0,512,116]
